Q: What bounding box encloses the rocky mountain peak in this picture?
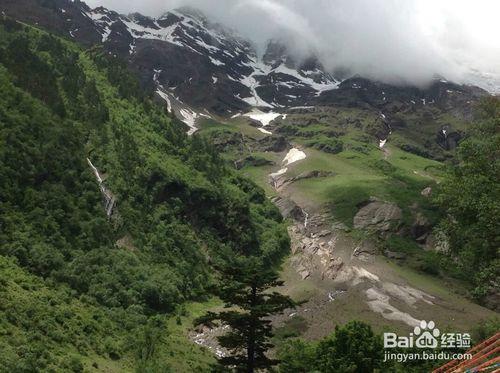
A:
[173,6,209,24]
[1,0,490,118]
[262,39,290,68]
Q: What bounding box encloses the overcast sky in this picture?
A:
[85,0,500,88]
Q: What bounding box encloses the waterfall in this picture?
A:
[87,158,115,219]
[302,208,309,228]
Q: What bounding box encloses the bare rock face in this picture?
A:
[323,256,344,280]
[271,196,306,222]
[352,240,377,262]
[353,201,402,232]
[287,212,349,281]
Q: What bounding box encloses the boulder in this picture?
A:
[421,187,432,197]
[353,201,402,232]
[298,267,311,280]
[317,229,332,238]
[324,257,344,280]
[271,196,305,222]
[352,240,377,261]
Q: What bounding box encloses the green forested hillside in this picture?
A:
[0,19,288,370]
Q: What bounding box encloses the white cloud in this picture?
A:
[85,0,500,89]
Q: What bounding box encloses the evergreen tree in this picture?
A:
[201,255,294,372]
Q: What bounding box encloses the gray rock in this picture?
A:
[421,187,432,197]
[317,229,332,237]
[299,269,311,280]
[271,196,306,222]
[353,240,377,260]
[353,201,402,232]
[324,257,344,279]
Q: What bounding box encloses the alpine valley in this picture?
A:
[0,0,498,372]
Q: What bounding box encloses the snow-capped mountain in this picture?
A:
[1,0,341,114]
[1,0,493,122]
[84,6,341,114]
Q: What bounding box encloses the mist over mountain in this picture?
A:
[85,0,500,91]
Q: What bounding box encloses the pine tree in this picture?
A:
[201,256,294,372]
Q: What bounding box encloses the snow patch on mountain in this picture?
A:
[283,148,306,166]
[243,109,281,126]
[84,6,346,111]
[209,57,225,66]
[179,108,199,136]
[156,90,172,113]
[258,127,273,135]
[274,64,340,95]
[238,58,274,108]
[269,167,288,179]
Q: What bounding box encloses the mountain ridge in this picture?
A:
[1,0,492,118]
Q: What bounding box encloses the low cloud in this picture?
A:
[86,0,500,89]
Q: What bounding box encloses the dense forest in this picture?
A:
[0,19,289,370]
[436,98,500,307]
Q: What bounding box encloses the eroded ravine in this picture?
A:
[266,146,492,339]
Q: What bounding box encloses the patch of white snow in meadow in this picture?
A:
[379,139,387,148]
[258,127,272,135]
[282,148,306,166]
[269,168,288,178]
[243,109,281,126]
